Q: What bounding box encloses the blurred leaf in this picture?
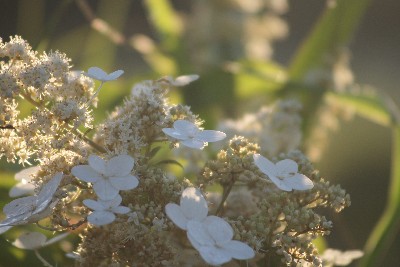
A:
[326,88,396,126]
[148,146,161,158]
[156,159,184,169]
[359,126,400,267]
[289,0,372,80]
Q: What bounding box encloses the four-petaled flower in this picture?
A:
[187,216,255,266]
[9,166,39,198]
[253,153,314,191]
[83,194,130,226]
[84,67,124,82]
[0,172,63,234]
[162,120,226,149]
[71,155,139,200]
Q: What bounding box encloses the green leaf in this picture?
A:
[359,126,400,267]
[289,0,372,80]
[148,146,161,158]
[156,159,184,169]
[326,88,399,127]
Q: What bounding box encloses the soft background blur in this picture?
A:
[0,0,399,266]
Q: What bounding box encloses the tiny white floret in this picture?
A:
[84,67,124,82]
[162,120,226,149]
[253,154,314,191]
[83,194,130,226]
[71,154,139,200]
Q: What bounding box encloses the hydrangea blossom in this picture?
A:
[165,187,255,265]
[253,153,314,191]
[0,172,63,233]
[162,120,226,149]
[12,231,69,250]
[83,194,130,226]
[187,216,255,266]
[9,166,39,198]
[71,154,139,200]
[84,67,124,82]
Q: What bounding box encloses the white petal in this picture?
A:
[15,166,40,182]
[162,128,189,140]
[222,240,255,260]
[173,120,199,136]
[204,216,233,245]
[88,155,106,174]
[87,211,115,226]
[171,74,199,86]
[181,139,205,149]
[106,155,135,177]
[86,67,108,80]
[109,175,139,190]
[165,203,188,230]
[9,182,35,198]
[284,174,314,191]
[100,194,123,208]
[3,196,37,217]
[83,199,105,211]
[93,179,119,200]
[0,225,13,234]
[180,188,208,221]
[36,172,63,212]
[196,130,226,142]
[197,246,232,266]
[112,206,130,214]
[187,220,214,247]
[253,154,277,177]
[71,165,102,183]
[12,232,46,250]
[268,175,292,191]
[275,159,299,175]
[106,70,124,81]
[43,232,69,247]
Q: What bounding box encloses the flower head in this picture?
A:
[253,154,313,191]
[84,67,124,82]
[321,248,364,266]
[162,120,226,149]
[71,154,139,200]
[187,216,255,266]
[165,187,208,230]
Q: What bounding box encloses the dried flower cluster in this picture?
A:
[0,37,356,267]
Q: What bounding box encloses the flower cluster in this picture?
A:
[0,37,357,267]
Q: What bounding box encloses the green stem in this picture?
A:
[34,250,53,267]
[215,173,236,216]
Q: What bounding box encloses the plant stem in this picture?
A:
[215,173,236,216]
[34,250,54,267]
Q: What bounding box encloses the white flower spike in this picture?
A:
[71,154,139,200]
[84,67,124,82]
[12,231,69,250]
[0,172,63,233]
[9,166,40,198]
[83,194,130,226]
[165,187,208,230]
[253,154,314,191]
[162,120,226,149]
[187,216,255,266]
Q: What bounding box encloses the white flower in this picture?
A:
[165,187,208,230]
[9,166,40,198]
[162,120,226,149]
[253,154,314,191]
[187,216,255,266]
[0,172,63,233]
[12,231,69,250]
[83,194,130,226]
[162,74,199,86]
[321,248,364,266]
[71,154,139,200]
[84,67,124,82]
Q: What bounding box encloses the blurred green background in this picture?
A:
[0,0,399,266]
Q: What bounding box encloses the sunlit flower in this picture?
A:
[162,120,226,149]
[84,67,124,82]
[71,154,139,200]
[12,231,69,250]
[187,216,255,266]
[165,187,208,230]
[321,248,364,266]
[9,166,40,198]
[83,194,130,226]
[253,154,314,191]
[0,172,63,233]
